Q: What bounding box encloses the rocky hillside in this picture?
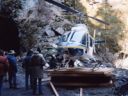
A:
[17,0,73,50]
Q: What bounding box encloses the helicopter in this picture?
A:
[57,24,95,60]
[44,0,108,67]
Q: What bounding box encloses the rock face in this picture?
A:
[16,0,72,51]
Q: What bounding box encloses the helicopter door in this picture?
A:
[87,35,94,58]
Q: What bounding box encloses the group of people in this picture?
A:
[0,48,47,96]
[22,49,47,95]
[0,48,75,96]
[0,49,17,96]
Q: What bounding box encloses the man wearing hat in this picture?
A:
[7,50,17,89]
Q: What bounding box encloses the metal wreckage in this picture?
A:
[43,0,114,95]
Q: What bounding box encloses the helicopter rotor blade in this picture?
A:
[44,0,79,13]
[44,0,109,25]
[87,15,109,25]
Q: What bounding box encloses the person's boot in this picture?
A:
[13,83,17,89]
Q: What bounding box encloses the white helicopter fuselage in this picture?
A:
[58,24,95,60]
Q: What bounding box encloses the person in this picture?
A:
[29,51,46,95]
[7,50,17,89]
[56,53,64,68]
[0,49,9,96]
[48,54,57,69]
[22,50,33,89]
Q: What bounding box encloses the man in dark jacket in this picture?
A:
[0,49,9,96]
[22,50,33,89]
[7,50,17,89]
[29,51,46,95]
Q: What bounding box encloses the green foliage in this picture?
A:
[63,0,87,24]
[84,3,125,53]
[64,0,75,8]
[75,1,87,12]
[105,35,121,53]
[64,14,77,23]
[98,5,124,53]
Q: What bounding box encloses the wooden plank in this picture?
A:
[52,81,113,87]
[50,72,111,76]
[51,72,114,87]
[46,67,114,74]
[49,81,59,96]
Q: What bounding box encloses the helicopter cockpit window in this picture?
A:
[61,33,70,42]
[70,31,75,41]
[70,31,84,43]
[81,34,86,45]
[61,35,66,42]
